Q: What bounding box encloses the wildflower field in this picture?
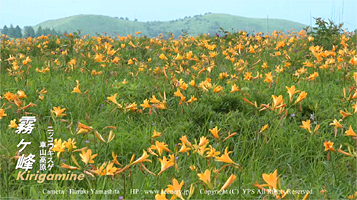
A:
[0,25,357,199]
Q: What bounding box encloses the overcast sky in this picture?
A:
[0,0,356,31]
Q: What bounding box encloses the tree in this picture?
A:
[51,28,57,36]
[14,25,23,38]
[24,26,35,37]
[56,30,63,37]
[304,18,344,50]
[36,26,43,36]
[43,27,51,35]
[2,25,8,35]
[8,24,15,38]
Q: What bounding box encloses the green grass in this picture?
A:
[0,29,356,200]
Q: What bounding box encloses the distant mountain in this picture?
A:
[34,13,306,37]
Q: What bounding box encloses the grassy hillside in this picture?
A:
[1,22,356,199]
[34,13,306,37]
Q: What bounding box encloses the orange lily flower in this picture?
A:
[17,90,27,99]
[107,130,116,143]
[150,141,172,156]
[223,131,237,141]
[61,163,79,170]
[180,135,192,147]
[152,130,162,138]
[52,139,66,158]
[262,169,278,189]
[125,102,138,112]
[140,99,152,110]
[302,193,310,200]
[215,147,237,165]
[272,95,285,110]
[345,125,357,136]
[0,109,7,119]
[189,80,196,87]
[155,189,168,200]
[205,145,220,158]
[128,58,135,65]
[22,56,32,65]
[286,85,300,103]
[219,174,237,191]
[72,80,81,93]
[95,162,117,176]
[264,72,274,83]
[131,150,152,165]
[107,93,119,105]
[231,84,240,93]
[307,72,319,81]
[294,91,307,104]
[3,91,17,101]
[94,54,104,62]
[174,88,186,102]
[324,141,335,152]
[158,155,175,175]
[349,56,357,66]
[150,95,161,104]
[213,85,224,93]
[244,72,253,80]
[187,95,197,104]
[209,126,221,140]
[197,169,212,188]
[77,121,92,134]
[243,97,258,108]
[189,165,196,171]
[8,119,18,129]
[340,110,352,120]
[79,149,97,164]
[198,136,209,147]
[120,79,128,84]
[112,152,122,166]
[329,119,343,129]
[64,138,77,151]
[300,120,311,133]
[51,106,67,117]
[147,147,159,157]
[178,142,191,154]
[72,85,81,93]
[154,103,166,109]
[174,53,183,61]
[165,178,184,199]
[159,53,168,60]
[260,124,269,133]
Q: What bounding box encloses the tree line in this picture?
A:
[0,25,65,38]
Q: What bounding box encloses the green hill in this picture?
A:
[34,13,306,37]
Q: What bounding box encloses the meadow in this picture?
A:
[0,23,356,199]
